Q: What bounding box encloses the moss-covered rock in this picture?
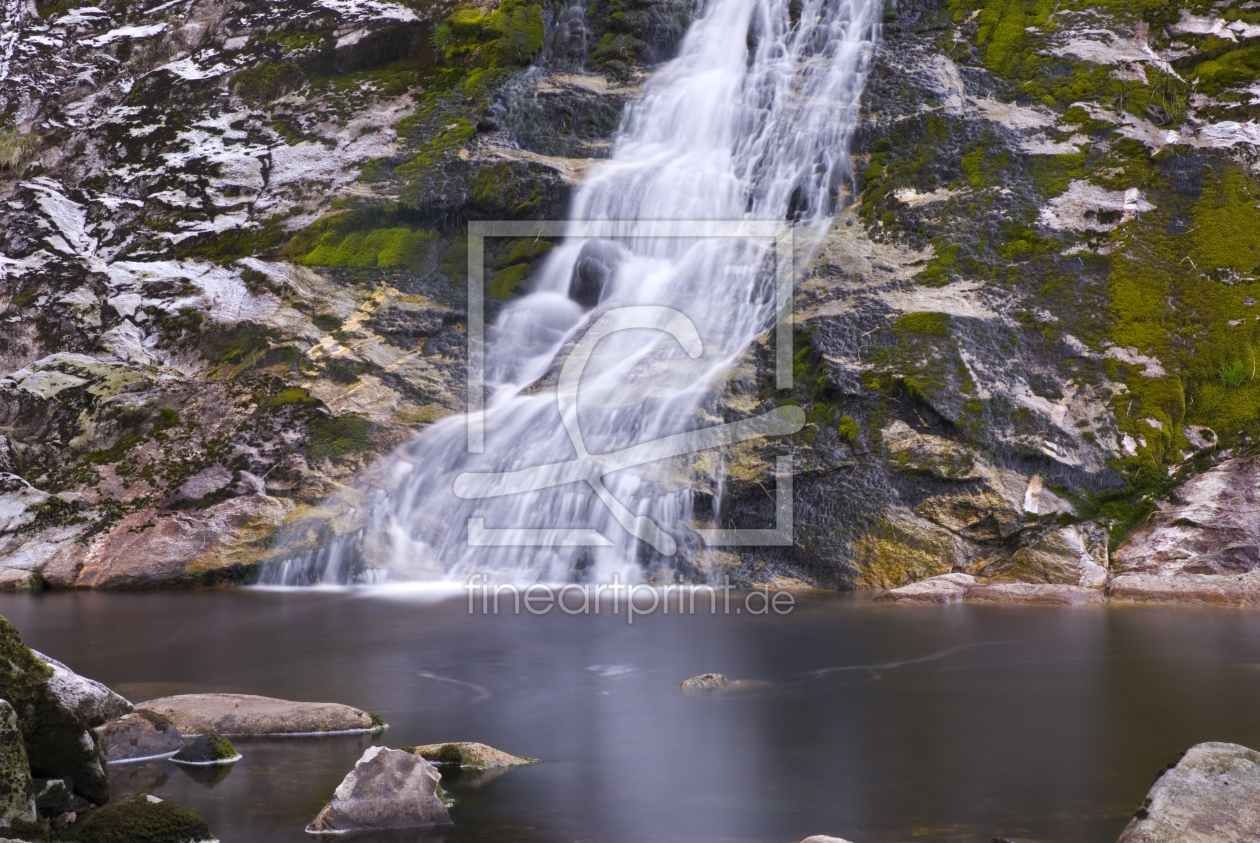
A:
[0,617,107,805]
[62,793,212,843]
[0,699,41,839]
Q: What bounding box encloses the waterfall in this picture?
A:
[261,0,882,586]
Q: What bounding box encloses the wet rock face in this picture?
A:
[307,746,451,833]
[1118,742,1260,843]
[0,0,694,589]
[1114,458,1260,577]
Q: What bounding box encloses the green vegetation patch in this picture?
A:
[307,414,374,461]
[895,312,951,338]
[443,0,545,68]
[63,793,211,843]
[284,206,439,272]
[232,61,306,105]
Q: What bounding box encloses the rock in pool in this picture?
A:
[172,733,240,765]
[680,674,775,694]
[30,650,133,728]
[96,711,184,763]
[1118,741,1260,842]
[60,792,215,843]
[307,746,451,833]
[409,742,532,770]
[135,694,383,736]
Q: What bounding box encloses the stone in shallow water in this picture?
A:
[307,747,451,833]
[96,712,184,763]
[136,694,379,736]
[409,742,531,770]
[1118,742,1260,842]
[876,573,975,604]
[679,673,729,691]
[798,836,856,843]
[171,734,240,765]
[965,583,1106,606]
[63,792,214,843]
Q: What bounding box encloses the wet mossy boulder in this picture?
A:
[0,616,108,805]
[61,793,213,843]
[0,699,41,840]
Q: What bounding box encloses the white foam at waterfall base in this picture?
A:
[262,0,882,587]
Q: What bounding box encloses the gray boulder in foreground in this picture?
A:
[30,651,132,728]
[307,747,451,833]
[136,694,380,736]
[1118,742,1260,842]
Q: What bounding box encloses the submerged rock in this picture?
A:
[136,694,381,736]
[96,712,184,763]
[306,747,451,833]
[62,792,215,843]
[171,734,240,766]
[679,674,774,694]
[0,700,40,840]
[0,617,108,804]
[799,837,856,843]
[1117,742,1260,842]
[680,674,729,691]
[30,651,133,728]
[410,742,531,770]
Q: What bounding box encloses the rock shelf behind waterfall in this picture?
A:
[136,694,382,736]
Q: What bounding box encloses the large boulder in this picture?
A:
[60,792,214,843]
[409,742,532,770]
[136,694,380,736]
[1117,742,1260,842]
[306,747,451,833]
[0,617,108,804]
[31,651,132,727]
[0,700,41,840]
[96,712,184,763]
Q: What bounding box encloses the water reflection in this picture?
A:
[3,590,1260,843]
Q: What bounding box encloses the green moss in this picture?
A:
[895,312,950,337]
[837,415,861,442]
[960,146,1007,188]
[0,129,39,171]
[1028,152,1088,198]
[1218,360,1249,388]
[205,733,238,761]
[307,415,373,461]
[369,713,386,730]
[303,226,437,270]
[231,61,305,104]
[442,0,545,68]
[270,388,320,408]
[1189,44,1260,97]
[63,794,211,843]
[490,264,532,299]
[916,242,961,287]
[176,219,287,264]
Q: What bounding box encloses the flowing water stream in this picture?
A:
[263,0,882,586]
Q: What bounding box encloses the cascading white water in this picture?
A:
[262,0,881,586]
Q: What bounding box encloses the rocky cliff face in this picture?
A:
[1,0,1259,595]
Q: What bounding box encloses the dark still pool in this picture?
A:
[3,588,1260,843]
